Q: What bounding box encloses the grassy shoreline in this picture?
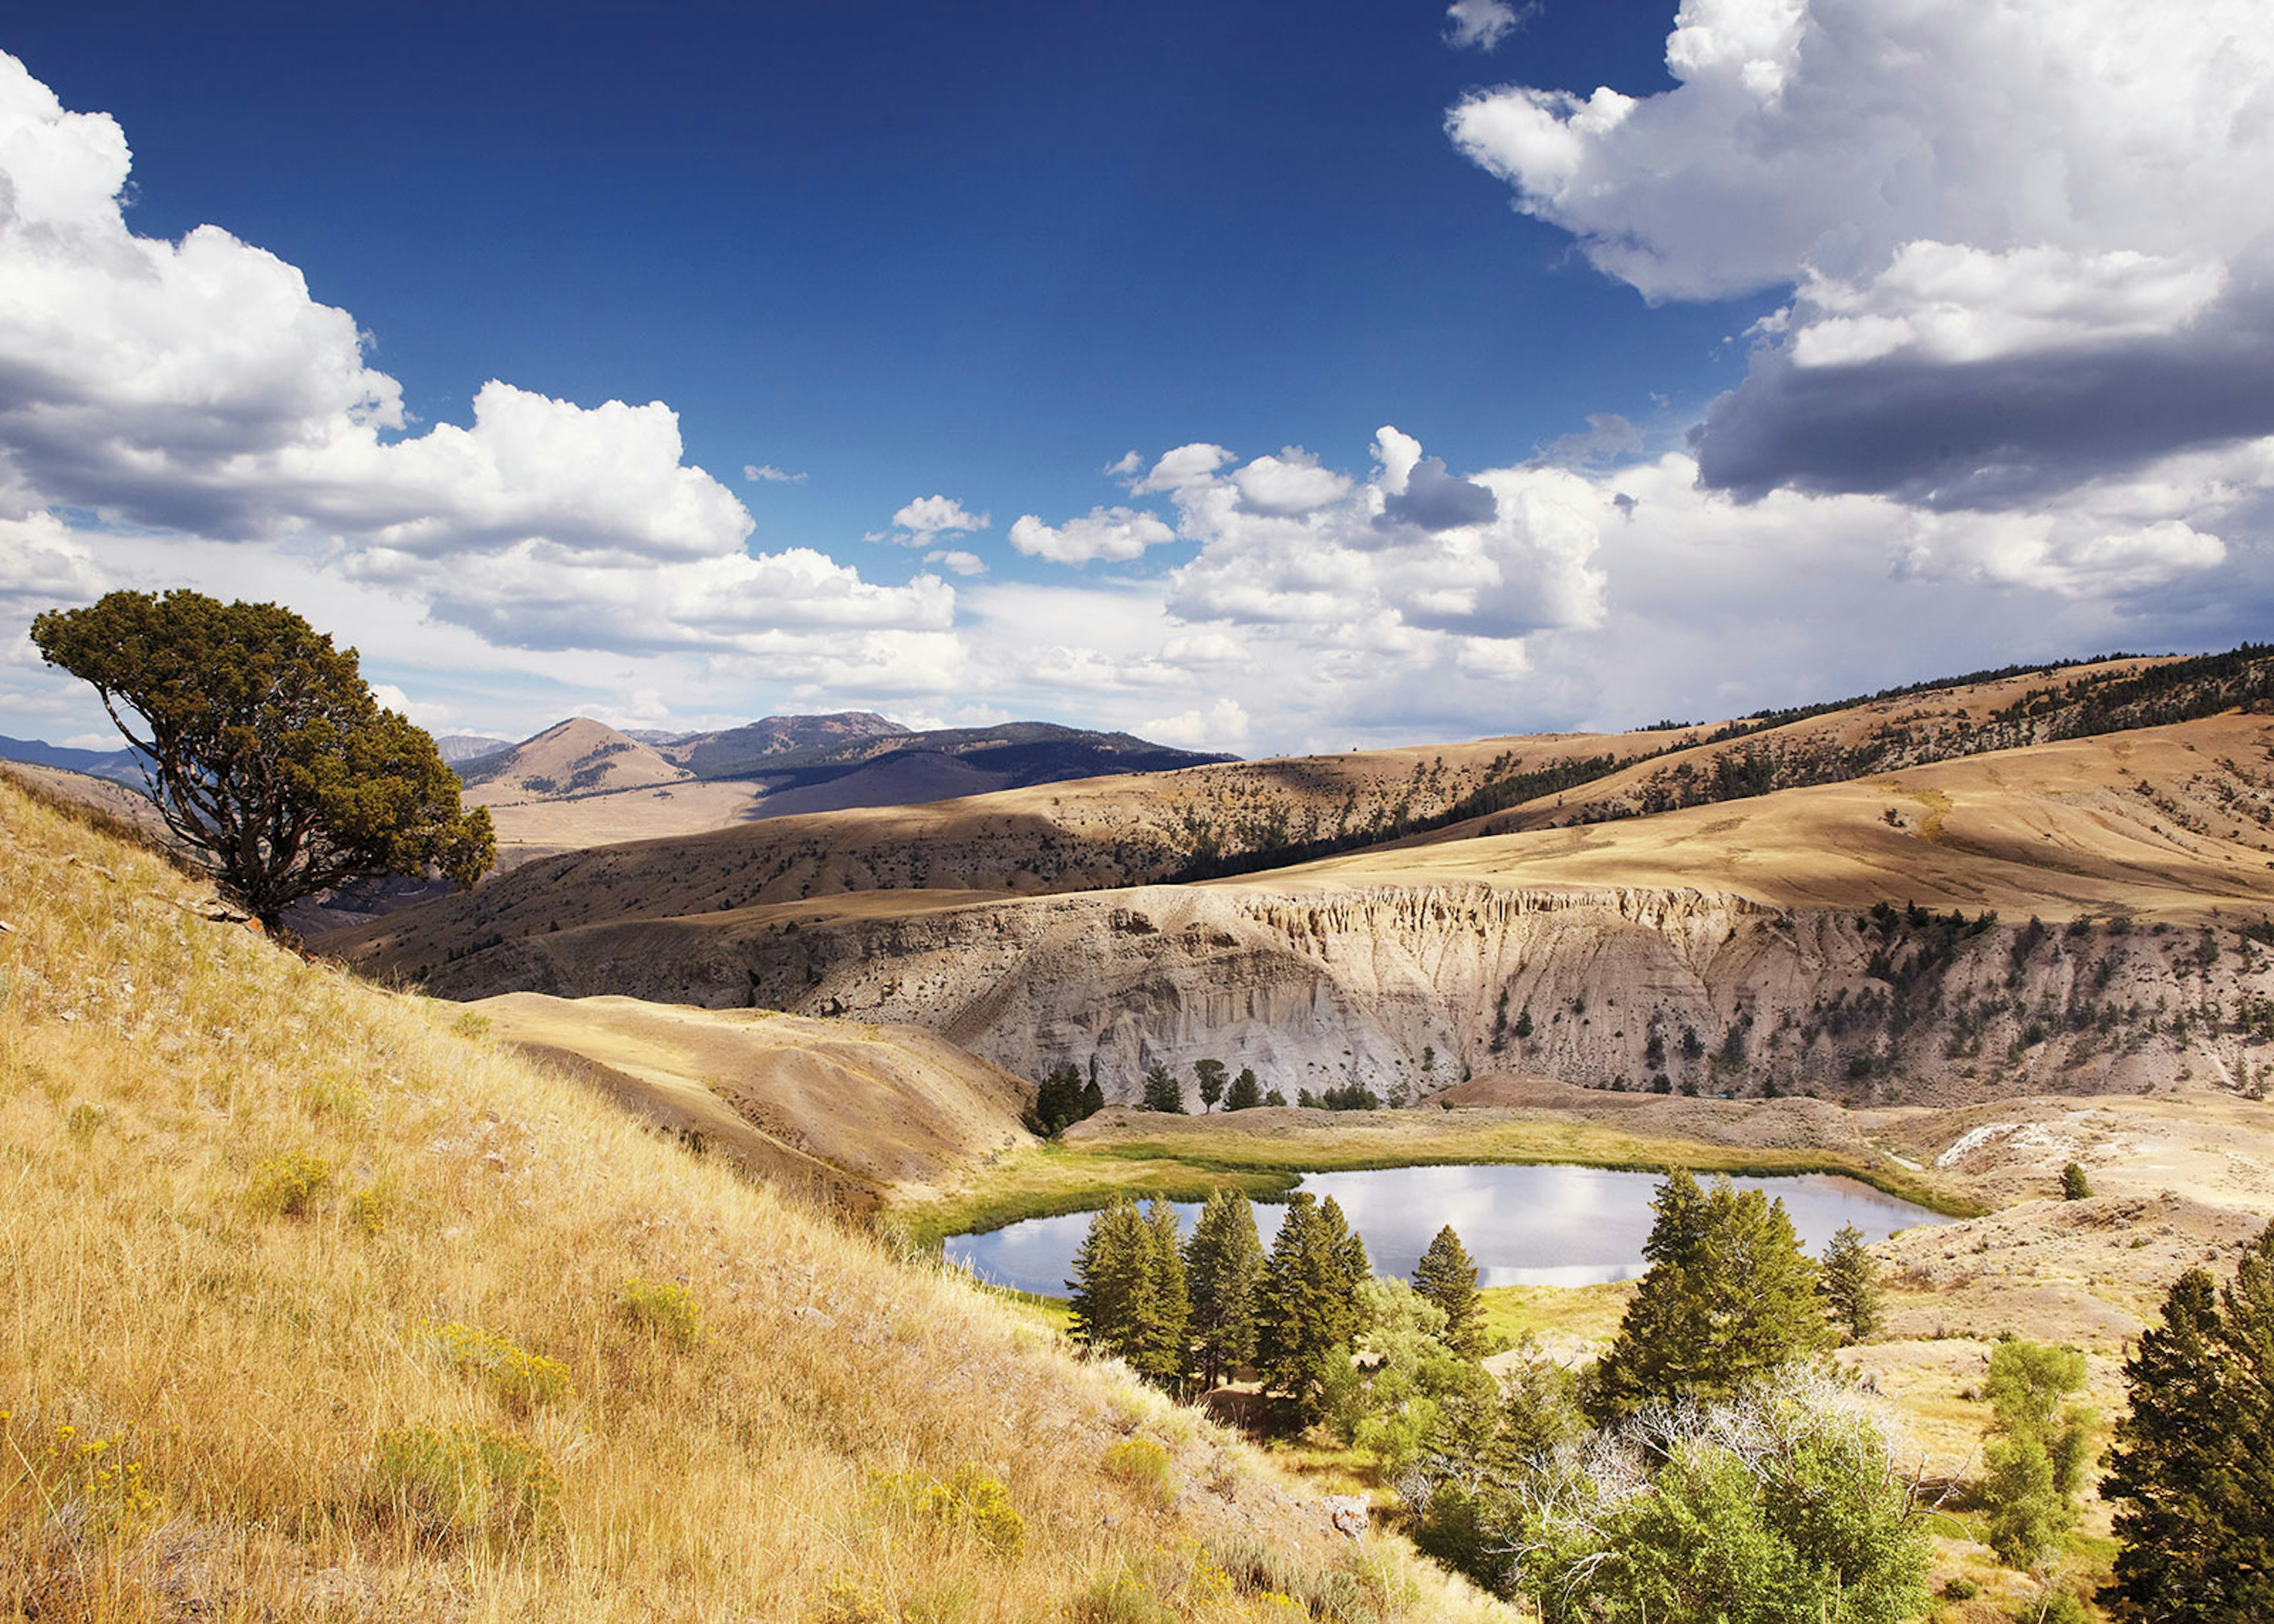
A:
[893,1113,1987,1247]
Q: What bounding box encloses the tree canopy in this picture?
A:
[31,590,492,930]
[1255,1193,1370,1422]
[1064,1196,1192,1392]
[1977,1339,2093,1569]
[1412,1224,1485,1359]
[1820,1222,1883,1345]
[1183,1189,1264,1389]
[2101,1223,2274,1620]
[1588,1171,1832,1422]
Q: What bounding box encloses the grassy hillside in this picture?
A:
[0,781,1501,1622]
[472,992,1038,1208]
[316,728,1676,972]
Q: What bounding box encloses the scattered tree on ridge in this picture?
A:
[1183,1189,1264,1388]
[1412,1224,1485,1359]
[1978,1338,2094,1570]
[31,590,494,932]
[2060,1162,2093,1201]
[1194,1058,1227,1113]
[1820,1222,1884,1345]
[1587,1170,1833,1423]
[1226,1067,1263,1111]
[2100,1222,2274,1621]
[1138,1062,1186,1113]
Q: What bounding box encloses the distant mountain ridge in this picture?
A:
[453,712,1231,809]
[0,734,145,786]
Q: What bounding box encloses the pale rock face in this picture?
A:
[426,880,2251,1108]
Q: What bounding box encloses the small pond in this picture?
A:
[944,1163,1951,1297]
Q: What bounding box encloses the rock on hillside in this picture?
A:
[395,877,2274,1111]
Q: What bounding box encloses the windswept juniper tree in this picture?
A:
[33,590,493,931]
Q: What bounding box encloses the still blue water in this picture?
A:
[944,1163,1950,1295]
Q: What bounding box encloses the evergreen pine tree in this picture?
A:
[1184,1189,1265,1388]
[1194,1058,1227,1112]
[1067,1197,1154,1366]
[1820,1222,1883,1345]
[1256,1194,1370,1422]
[1588,1170,1833,1423]
[1226,1067,1262,1111]
[1138,1198,1191,1391]
[1318,1195,1371,1342]
[1139,1062,1186,1112]
[1080,1077,1105,1117]
[1031,1062,1087,1134]
[2102,1223,2274,1620]
[1412,1224,1485,1359]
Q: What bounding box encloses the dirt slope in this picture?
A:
[475,992,1034,1205]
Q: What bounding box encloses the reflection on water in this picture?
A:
[944,1163,1951,1298]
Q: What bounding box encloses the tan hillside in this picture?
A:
[1268,709,2274,915]
[328,725,1680,948]
[474,992,1035,1208]
[0,778,1502,1623]
[1395,656,2177,847]
[346,713,2274,1110]
[459,716,693,808]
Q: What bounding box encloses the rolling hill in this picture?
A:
[322,649,2274,1113]
[0,771,1496,1623]
[456,713,1242,863]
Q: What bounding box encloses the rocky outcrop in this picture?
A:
[409,880,2274,1111]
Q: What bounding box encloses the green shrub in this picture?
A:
[349,1186,390,1234]
[621,1276,706,1350]
[246,1152,331,1217]
[876,1464,1024,1557]
[2060,1162,2092,1200]
[369,1424,559,1547]
[1101,1436,1174,1506]
[1944,1575,1981,1600]
[425,1320,572,1411]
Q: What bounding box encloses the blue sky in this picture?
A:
[3,1,2270,754]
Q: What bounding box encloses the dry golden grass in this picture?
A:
[470,992,1036,1208]
[1257,712,2274,924]
[0,782,1507,1623]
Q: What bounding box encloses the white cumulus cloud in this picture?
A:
[0,49,943,675]
[1448,0,2274,517]
[883,494,988,544]
[1444,0,1531,51]
[1008,506,1176,565]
